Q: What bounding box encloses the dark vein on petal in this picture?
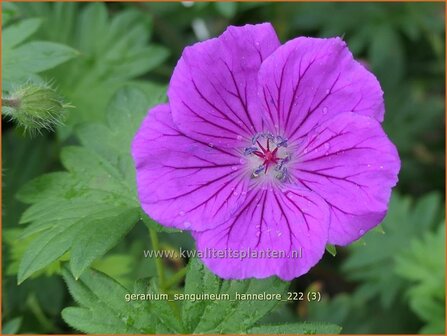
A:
[221,59,257,131]
[190,78,248,134]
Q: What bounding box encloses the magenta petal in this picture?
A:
[192,187,330,281]
[258,37,384,141]
[292,112,400,245]
[168,23,280,145]
[131,104,249,231]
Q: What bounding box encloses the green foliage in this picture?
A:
[395,222,446,334]
[1,17,77,91]
[16,2,169,130]
[307,192,445,334]
[343,192,442,308]
[16,87,164,283]
[2,316,22,334]
[325,244,337,257]
[2,2,445,334]
[62,259,341,334]
[248,322,341,334]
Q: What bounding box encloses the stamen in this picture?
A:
[252,133,262,145]
[276,167,289,182]
[275,136,288,148]
[253,165,265,177]
[246,132,290,181]
[244,146,258,155]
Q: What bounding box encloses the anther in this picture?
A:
[244,146,258,156]
[253,165,265,177]
[275,136,288,148]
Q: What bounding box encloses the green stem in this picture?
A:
[149,228,165,289]
[27,295,57,332]
[164,267,188,290]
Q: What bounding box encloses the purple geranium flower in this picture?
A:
[132,23,400,280]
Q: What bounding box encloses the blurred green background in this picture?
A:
[2,2,445,334]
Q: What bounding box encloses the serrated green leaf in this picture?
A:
[18,87,164,282]
[62,268,166,334]
[62,259,340,335]
[62,307,142,334]
[248,322,342,334]
[182,258,221,332]
[180,258,289,334]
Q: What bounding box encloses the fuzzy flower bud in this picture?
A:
[2,82,71,133]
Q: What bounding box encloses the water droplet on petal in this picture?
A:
[184,221,191,228]
[325,89,330,94]
[208,143,214,148]
[179,211,185,216]
[380,165,384,169]
[276,231,282,237]
[322,107,328,115]
[231,166,238,171]
[367,164,371,168]
[359,229,365,235]
[236,135,243,140]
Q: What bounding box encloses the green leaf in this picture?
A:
[62,268,151,334]
[70,208,139,279]
[182,258,289,334]
[3,18,42,48]
[182,258,222,332]
[18,219,81,284]
[18,3,169,129]
[2,20,78,90]
[2,317,22,334]
[342,192,442,309]
[248,322,342,334]
[142,213,181,233]
[62,267,180,334]
[62,259,339,334]
[17,87,164,283]
[325,244,337,257]
[395,222,445,334]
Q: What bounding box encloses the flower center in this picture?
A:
[244,133,290,181]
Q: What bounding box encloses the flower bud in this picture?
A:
[2,82,71,133]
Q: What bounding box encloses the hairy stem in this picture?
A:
[149,228,165,289]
